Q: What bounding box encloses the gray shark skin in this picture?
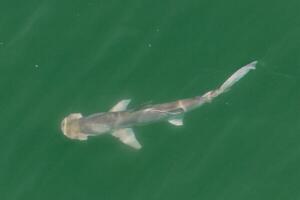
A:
[61,61,257,149]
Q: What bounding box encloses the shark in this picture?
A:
[61,61,257,150]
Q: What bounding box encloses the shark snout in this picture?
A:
[60,113,87,141]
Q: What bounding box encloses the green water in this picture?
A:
[1,0,300,199]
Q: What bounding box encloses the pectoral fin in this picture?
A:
[168,118,183,126]
[112,128,142,149]
[110,99,131,112]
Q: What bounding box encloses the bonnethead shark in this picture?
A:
[61,61,257,149]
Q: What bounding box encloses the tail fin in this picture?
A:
[203,61,257,100]
[219,61,257,93]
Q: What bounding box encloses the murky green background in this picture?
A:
[1,0,300,199]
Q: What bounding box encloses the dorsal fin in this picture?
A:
[110,99,131,112]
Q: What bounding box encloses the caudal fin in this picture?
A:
[202,61,257,100]
[219,61,257,93]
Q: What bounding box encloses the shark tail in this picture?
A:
[177,61,256,113]
[202,61,257,101]
[218,61,257,93]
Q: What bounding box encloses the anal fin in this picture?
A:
[168,118,183,126]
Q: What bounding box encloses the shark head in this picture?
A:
[61,113,88,141]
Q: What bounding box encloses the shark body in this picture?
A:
[61,61,257,149]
